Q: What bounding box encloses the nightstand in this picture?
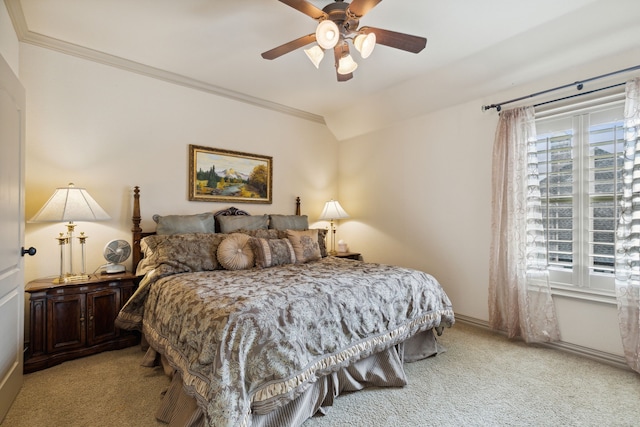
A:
[24,272,140,373]
[334,252,361,260]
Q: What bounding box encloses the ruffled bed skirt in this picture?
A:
[141,329,444,427]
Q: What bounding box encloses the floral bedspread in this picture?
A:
[116,257,454,427]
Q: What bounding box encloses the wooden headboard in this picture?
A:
[131,186,301,272]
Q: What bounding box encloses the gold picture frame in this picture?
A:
[188,144,272,204]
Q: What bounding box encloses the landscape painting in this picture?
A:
[189,145,272,203]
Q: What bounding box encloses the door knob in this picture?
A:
[21,246,37,256]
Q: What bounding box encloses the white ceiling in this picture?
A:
[8,0,640,139]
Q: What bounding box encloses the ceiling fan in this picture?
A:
[261,0,427,82]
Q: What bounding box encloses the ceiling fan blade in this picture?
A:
[261,34,316,60]
[360,26,427,53]
[278,0,328,20]
[346,0,382,18]
[333,44,353,82]
[337,69,353,82]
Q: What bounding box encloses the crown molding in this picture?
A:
[3,0,325,125]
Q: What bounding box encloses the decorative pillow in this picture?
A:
[268,214,309,230]
[136,233,226,276]
[313,228,328,257]
[240,228,327,256]
[233,229,281,239]
[286,229,321,263]
[217,233,255,270]
[217,214,269,233]
[249,237,296,269]
[153,212,216,235]
[225,229,326,256]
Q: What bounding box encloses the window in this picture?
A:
[535,100,625,293]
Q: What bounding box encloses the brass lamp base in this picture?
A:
[53,274,90,284]
[65,274,90,283]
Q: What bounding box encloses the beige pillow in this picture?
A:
[217,233,254,270]
[286,229,321,263]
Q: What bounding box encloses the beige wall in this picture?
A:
[337,48,640,357]
[0,1,18,75]
[20,43,339,283]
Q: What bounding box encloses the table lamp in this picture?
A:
[319,200,349,256]
[29,183,111,283]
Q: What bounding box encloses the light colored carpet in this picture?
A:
[3,323,639,427]
[2,344,167,427]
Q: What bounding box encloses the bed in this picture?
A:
[116,186,455,427]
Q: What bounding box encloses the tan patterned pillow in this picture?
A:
[234,229,327,256]
[217,233,255,270]
[136,233,226,276]
[250,237,296,268]
[313,228,328,257]
[286,229,321,263]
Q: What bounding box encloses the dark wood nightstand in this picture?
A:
[24,272,140,373]
[334,252,361,260]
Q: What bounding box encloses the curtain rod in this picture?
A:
[482,64,640,112]
[533,82,625,109]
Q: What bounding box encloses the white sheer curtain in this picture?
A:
[615,77,640,373]
[489,106,560,343]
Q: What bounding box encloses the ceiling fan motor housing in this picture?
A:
[322,2,359,35]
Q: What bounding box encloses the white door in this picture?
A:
[0,53,27,422]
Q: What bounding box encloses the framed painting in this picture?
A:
[189,145,272,204]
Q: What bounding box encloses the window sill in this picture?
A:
[549,284,616,305]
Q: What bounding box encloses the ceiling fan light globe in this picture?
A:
[316,20,340,49]
[354,33,376,59]
[337,54,358,75]
[304,45,324,68]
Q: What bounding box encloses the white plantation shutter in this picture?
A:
[537,129,573,270]
[536,101,624,292]
[588,117,624,276]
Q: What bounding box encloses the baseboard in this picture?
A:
[453,314,491,329]
[453,314,630,371]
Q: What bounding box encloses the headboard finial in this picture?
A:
[132,186,143,270]
[132,186,141,233]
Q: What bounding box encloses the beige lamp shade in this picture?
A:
[319,200,349,221]
[354,33,376,59]
[304,45,325,68]
[29,183,111,223]
[337,54,358,75]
